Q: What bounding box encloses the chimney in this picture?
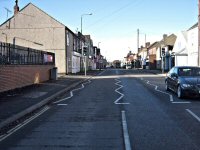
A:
[145,42,150,48]
[14,0,19,15]
[163,34,167,45]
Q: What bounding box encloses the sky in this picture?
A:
[0,0,198,61]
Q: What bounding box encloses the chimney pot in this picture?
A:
[163,34,167,44]
[14,0,19,15]
[145,42,150,48]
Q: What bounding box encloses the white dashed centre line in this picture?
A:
[121,111,132,150]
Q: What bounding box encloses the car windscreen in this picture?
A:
[178,68,200,76]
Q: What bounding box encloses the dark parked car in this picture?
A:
[165,66,200,98]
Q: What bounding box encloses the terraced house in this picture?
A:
[0,2,92,74]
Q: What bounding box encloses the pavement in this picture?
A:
[144,69,167,77]
[0,70,103,131]
[0,68,165,131]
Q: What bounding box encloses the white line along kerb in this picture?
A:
[53,80,91,104]
[114,78,130,105]
[143,79,191,103]
[143,79,174,102]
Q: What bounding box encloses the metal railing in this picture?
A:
[0,42,55,65]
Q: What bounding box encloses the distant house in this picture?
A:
[173,23,198,66]
[148,42,160,70]
[125,51,134,67]
[113,60,121,68]
[160,34,177,71]
[138,42,150,69]
[84,35,95,70]
[0,3,85,74]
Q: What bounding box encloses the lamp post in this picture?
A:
[80,13,92,76]
[81,13,92,34]
[98,42,101,48]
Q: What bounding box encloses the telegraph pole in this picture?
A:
[198,0,200,66]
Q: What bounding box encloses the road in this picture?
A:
[0,69,200,150]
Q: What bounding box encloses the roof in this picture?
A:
[187,23,198,31]
[0,3,74,34]
[182,31,188,42]
[148,41,160,49]
[160,34,177,46]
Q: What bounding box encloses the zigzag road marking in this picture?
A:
[114,78,130,105]
[142,79,173,102]
[146,80,174,102]
[141,78,191,103]
[53,80,91,104]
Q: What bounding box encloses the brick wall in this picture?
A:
[0,65,54,93]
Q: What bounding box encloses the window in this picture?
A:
[178,68,200,76]
[66,31,70,46]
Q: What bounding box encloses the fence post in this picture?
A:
[8,43,11,64]
[27,48,29,64]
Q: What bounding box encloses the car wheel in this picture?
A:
[177,85,183,98]
[165,81,169,91]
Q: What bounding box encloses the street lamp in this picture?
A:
[81,13,92,34]
[98,42,101,48]
[80,13,92,76]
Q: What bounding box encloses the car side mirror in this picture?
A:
[171,73,178,78]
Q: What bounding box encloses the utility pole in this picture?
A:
[198,0,200,66]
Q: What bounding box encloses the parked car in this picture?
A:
[165,66,200,98]
[126,64,131,69]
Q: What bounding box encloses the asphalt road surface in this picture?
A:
[0,69,200,150]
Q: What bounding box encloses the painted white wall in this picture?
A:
[173,31,188,66]
[72,52,81,73]
[173,26,198,67]
[187,27,198,66]
[156,47,161,61]
[175,55,188,66]
[173,31,187,54]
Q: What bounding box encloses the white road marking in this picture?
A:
[186,109,200,122]
[0,106,50,142]
[121,111,132,150]
[57,104,68,106]
[172,102,191,104]
[97,70,106,76]
[114,78,130,105]
[141,79,193,104]
[53,80,91,104]
[145,80,174,102]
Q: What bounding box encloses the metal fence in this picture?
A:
[0,42,55,65]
